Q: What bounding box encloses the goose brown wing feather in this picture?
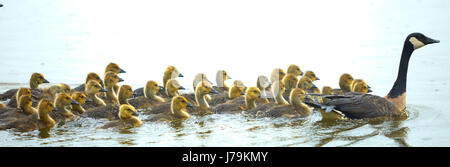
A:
[324,94,399,119]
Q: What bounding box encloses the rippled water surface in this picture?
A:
[1,0,450,146]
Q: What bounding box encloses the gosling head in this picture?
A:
[118,104,139,120]
[55,93,78,107]
[58,83,72,94]
[38,99,54,115]
[16,87,31,99]
[145,80,162,94]
[287,64,303,76]
[86,72,103,86]
[18,95,33,110]
[304,71,320,81]
[104,71,124,88]
[118,85,134,104]
[196,80,219,95]
[270,68,286,83]
[166,79,185,97]
[256,75,271,90]
[339,73,354,92]
[105,62,126,74]
[193,73,213,90]
[171,96,193,110]
[30,73,49,89]
[322,86,333,95]
[229,80,246,99]
[282,74,298,91]
[406,32,440,50]
[245,87,262,101]
[216,70,231,84]
[71,92,87,105]
[85,80,107,96]
[165,65,184,78]
[352,80,372,94]
[289,88,308,105]
[297,76,314,90]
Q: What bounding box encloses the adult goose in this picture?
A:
[306,33,439,119]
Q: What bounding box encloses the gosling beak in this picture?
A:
[178,86,186,90]
[187,102,193,108]
[367,88,373,93]
[118,77,124,82]
[315,77,320,81]
[159,86,164,91]
[71,100,79,105]
[178,73,184,77]
[258,93,262,98]
[210,88,219,94]
[131,110,139,116]
[227,75,232,80]
[99,80,104,87]
[0,4,3,7]
[311,84,318,89]
[119,69,126,73]
[85,97,93,102]
[425,36,440,44]
[208,80,214,85]
[99,87,107,92]
[300,72,304,76]
[305,95,312,100]
[241,91,245,95]
[43,78,50,83]
[367,85,371,89]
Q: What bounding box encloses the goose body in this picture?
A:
[311,33,439,119]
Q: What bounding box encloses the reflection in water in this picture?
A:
[38,128,51,139]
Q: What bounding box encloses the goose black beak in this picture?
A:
[367,85,371,89]
[131,111,139,116]
[227,75,232,80]
[425,37,440,44]
[178,73,184,77]
[71,100,79,105]
[159,86,164,91]
[367,88,373,93]
[118,77,124,82]
[300,72,304,76]
[311,84,318,89]
[187,102,193,108]
[315,77,320,81]
[43,78,50,83]
[119,69,126,73]
[99,87,107,92]
[210,88,219,94]
[178,86,186,90]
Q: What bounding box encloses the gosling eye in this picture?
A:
[127,109,131,111]
[204,86,208,89]
[65,97,70,100]
[253,90,257,93]
[181,100,186,103]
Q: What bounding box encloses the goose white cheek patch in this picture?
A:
[409,37,425,49]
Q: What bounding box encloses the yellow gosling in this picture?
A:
[270,68,286,83]
[30,73,49,89]
[216,70,232,92]
[287,64,303,76]
[165,79,185,98]
[71,92,87,115]
[163,65,183,88]
[118,85,134,105]
[85,80,107,107]
[15,88,31,108]
[228,80,246,100]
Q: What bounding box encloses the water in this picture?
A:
[0,0,449,146]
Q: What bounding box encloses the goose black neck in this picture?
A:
[387,40,414,98]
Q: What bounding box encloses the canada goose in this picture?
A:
[103,71,124,105]
[49,93,78,122]
[71,92,87,115]
[72,72,104,92]
[128,80,165,109]
[270,68,286,83]
[306,33,439,120]
[304,71,320,81]
[30,73,50,89]
[212,87,261,114]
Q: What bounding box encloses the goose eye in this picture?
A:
[127,109,131,111]
[66,97,70,100]
[253,90,257,93]
[204,86,208,88]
